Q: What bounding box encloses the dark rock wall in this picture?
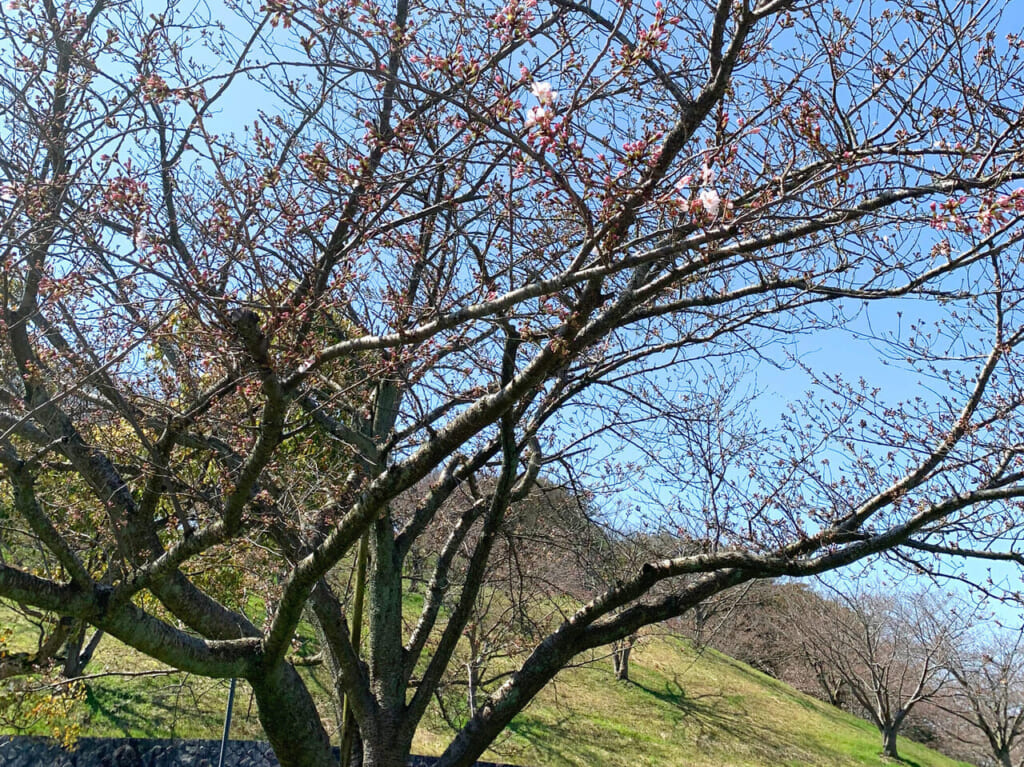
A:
[0,737,515,767]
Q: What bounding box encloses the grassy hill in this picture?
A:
[455,638,974,767]
[0,612,975,767]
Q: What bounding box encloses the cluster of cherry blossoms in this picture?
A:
[524,80,557,129]
[929,188,1024,235]
[490,0,537,43]
[932,138,968,151]
[676,163,731,221]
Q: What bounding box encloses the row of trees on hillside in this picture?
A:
[2,0,1024,765]
[694,580,1024,767]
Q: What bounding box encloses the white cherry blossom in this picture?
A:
[530,81,558,105]
[699,187,721,217]
[525,105,549,128]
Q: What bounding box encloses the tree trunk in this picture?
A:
[825,681,844,709]
[361,720,413,767]
[62,621,85,678]
[345,727,364,767]
[363,742,410,767]
[612,636,634,681]
[63,621,103,678]
[881,724,899,760]
[360,506,415,767]
[996,748,1013,767]
[467,662,479,717]
[250,661,336,767]
[691,604,711,646]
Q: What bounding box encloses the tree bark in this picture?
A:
[250,661,337,767]
[881,725,899,760]
[467,662,479,717]
[63,621,103,678]
[361,717,414,767]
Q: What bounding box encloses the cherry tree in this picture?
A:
[943,627,1024,767]
[785,585,964,759]
[2,0,1024,766]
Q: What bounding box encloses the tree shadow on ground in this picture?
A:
[82,678,231,739]
[83,684,163,738]
[628,676,765,744]
[887,757,925,767]
[627,673,885,766]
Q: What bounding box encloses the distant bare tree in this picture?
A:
[788,585,963,760]
[942,627,1024,767]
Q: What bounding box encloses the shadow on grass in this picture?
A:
[506,717,584,767]
[888,756,925,767]
[84,684,164,738]
[628,676,757,741]
[628,672,882,766]
[504,672,804,767]
[83,678,231,739]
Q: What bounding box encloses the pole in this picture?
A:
[217,677,237,767]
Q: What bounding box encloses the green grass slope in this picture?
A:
[1,612,974,766]
[452,636,974,767]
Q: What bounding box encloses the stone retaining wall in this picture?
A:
[0,737,515,767]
